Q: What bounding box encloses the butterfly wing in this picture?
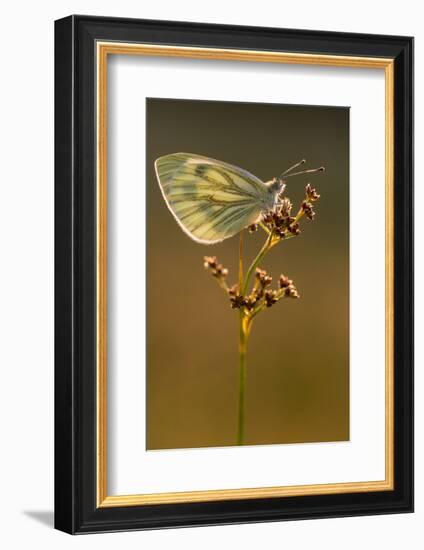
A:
[155,153,269,244]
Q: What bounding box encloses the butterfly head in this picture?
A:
[267,177,286,195]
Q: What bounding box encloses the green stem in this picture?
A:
[236,227,291,444]
[239,232,244,290]
[237,313,250,445]
[242,232,274,295]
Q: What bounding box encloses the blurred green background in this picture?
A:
[146,98,349,450]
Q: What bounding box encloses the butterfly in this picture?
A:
[155,152,323,244]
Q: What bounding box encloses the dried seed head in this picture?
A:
[263,276,272,287]
[253,287,264,300]
[260,174,321,240]
[301,200,315,221]
[243,296,257,311]
[213,264,228,278]
[274,215,286,229]
[286,286,300,298]
[305,183,320,202]
[279,197,293,218]
[229,293,245,310]
[275,229,286,239]
[255,268,272,288]
[265,289,278,308]
[203,256,228,280]
[228,284,239,296]
[279,274,292,289]
[262,212,273,225]
[203,256,217,269]
[248,223,259,233]
[289,222,301,236]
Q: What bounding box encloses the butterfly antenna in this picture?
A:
[280,159,306,177]
[283,166,325,179]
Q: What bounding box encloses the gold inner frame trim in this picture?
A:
[96,42,395,508]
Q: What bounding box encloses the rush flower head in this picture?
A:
[301,200,316,221]
[299,183,321,221]
[255,268,272,288]
[203,256,228,279]
[203,255,217,269]
[279,274,299,298]
[305,183,320,202]
[229,292,245,310]
[279,274,292,288]
[286,286,300,298]
[279,197,293,218]
[264,289,279,308]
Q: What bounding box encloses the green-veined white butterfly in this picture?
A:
[155,152,323,244]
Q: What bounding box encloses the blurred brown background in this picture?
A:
[146,98,349,450]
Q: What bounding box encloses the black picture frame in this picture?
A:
[55,14,413,534]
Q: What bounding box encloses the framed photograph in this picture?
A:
[54,15,413,534]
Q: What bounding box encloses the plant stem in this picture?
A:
[237,231,248,446]
[237,313,250,445]
[239,232,244,290]
[236,229,283,445]
[242,232,274,295]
